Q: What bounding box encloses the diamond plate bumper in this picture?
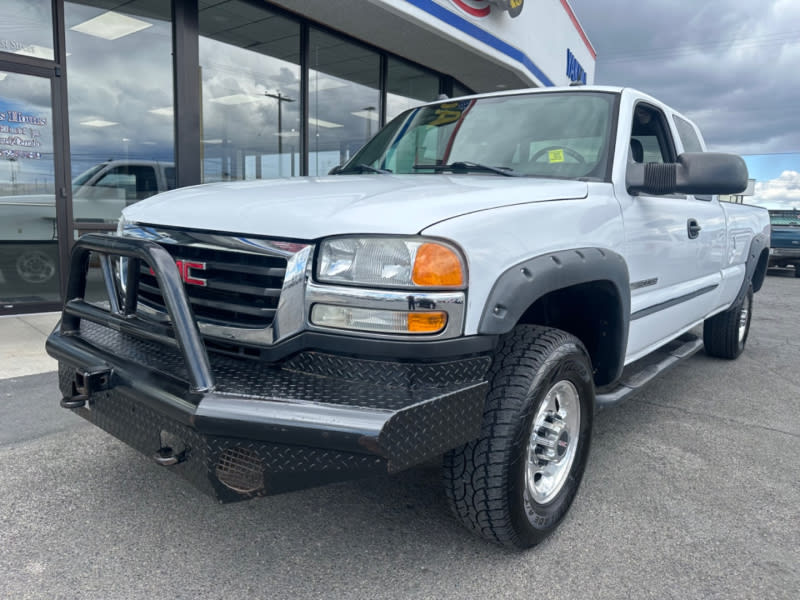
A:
[46,234,490,501]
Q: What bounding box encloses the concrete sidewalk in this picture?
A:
[0,312,60,379]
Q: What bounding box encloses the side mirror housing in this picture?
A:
[627,152,748,196]
[328,165,342,175]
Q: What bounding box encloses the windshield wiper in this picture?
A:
[412,161,523,177]
[336,163,392,174]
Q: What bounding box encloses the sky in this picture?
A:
[570,0,800,208]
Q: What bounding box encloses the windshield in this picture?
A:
[342,91,616,180]
[770,210,800,226]
[72,163,108,191]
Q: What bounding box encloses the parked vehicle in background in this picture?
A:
[0,160,174,290]
[768,209,800,277]
[47,87,769,548]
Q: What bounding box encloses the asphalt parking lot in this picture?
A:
[1,271,798,600]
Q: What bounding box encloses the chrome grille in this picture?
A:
[137,244,287,328]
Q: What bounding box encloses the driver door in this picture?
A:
[619,103,726,361]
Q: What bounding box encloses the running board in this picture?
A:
[595,333,704,409]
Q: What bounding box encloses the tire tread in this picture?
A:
[443,325,589,547]
[704,286,752,359]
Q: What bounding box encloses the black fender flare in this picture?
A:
[739,232,769,301]
[478,247,630,384]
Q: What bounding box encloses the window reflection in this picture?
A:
[308,29,380,176]
[66,1,174,226]
[452,81,474,99]
[386,58,441,121]
[0,0,54,60]
[0,71,59,305]
[65,1,174,304]
[200,2,301,182]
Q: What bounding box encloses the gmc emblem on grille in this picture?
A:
[175,260,207,286]
[149,260,208,286]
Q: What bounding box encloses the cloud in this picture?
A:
[748,170,800,209]
[569,0,800,154]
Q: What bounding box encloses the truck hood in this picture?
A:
[123,175,587,239]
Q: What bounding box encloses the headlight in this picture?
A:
[317,237,465,288]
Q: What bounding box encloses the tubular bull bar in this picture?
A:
[47,234,490,501]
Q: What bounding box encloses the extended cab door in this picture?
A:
[617,101,727,362]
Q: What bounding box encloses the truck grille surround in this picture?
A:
[49,232,489,502]
[136,243,287,329]
[119,225,466,348]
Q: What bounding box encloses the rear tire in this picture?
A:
[443,325,594,548]
[703,284,753,359]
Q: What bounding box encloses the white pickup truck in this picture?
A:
[47,87,769,548]
[0,159,174,287]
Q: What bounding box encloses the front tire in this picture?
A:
[443,325,594,548]
[703,284,753,359]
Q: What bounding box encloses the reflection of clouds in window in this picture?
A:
[386,59,441,121]
[0,73,52,108]
[65,2,174,176]
[199,8,301,182]
[0,0,54,60]
[308,29,381,176]
[309,70,380,176]
[0,73,54,191]
[386,94,423,123]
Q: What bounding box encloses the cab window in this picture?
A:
[673,115,704,153]
[630,104,677,164]
[94,166,159,203]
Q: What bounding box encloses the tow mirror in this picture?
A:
[627,152,748,196]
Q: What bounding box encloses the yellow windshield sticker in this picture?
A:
[428,104,463,127]
[548,149,565,163]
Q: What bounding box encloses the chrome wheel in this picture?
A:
[443,326,593,547]
[525,379,581,505]
[738,293,751,343]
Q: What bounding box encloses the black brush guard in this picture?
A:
[46,234,489,502]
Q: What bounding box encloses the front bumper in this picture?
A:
[47,234,490,502]
[768,247,800,266]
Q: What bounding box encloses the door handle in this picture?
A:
[687,218,702,239]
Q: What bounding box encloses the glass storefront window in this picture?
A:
[452,81,474,99]
[308,29,380,176]
[200,2,301,182]
[0,0,54,61]
[386,58,441,121]
[0,71,59,306]
[65,1,174,227]
[65,1,174,304]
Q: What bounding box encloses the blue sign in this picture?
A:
[566,49,587,84]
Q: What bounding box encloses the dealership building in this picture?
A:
[0,0,595,315]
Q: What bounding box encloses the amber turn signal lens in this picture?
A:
[412,243,464,287]
[407,312,447,333]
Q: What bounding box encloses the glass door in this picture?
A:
[0,70,60,308]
